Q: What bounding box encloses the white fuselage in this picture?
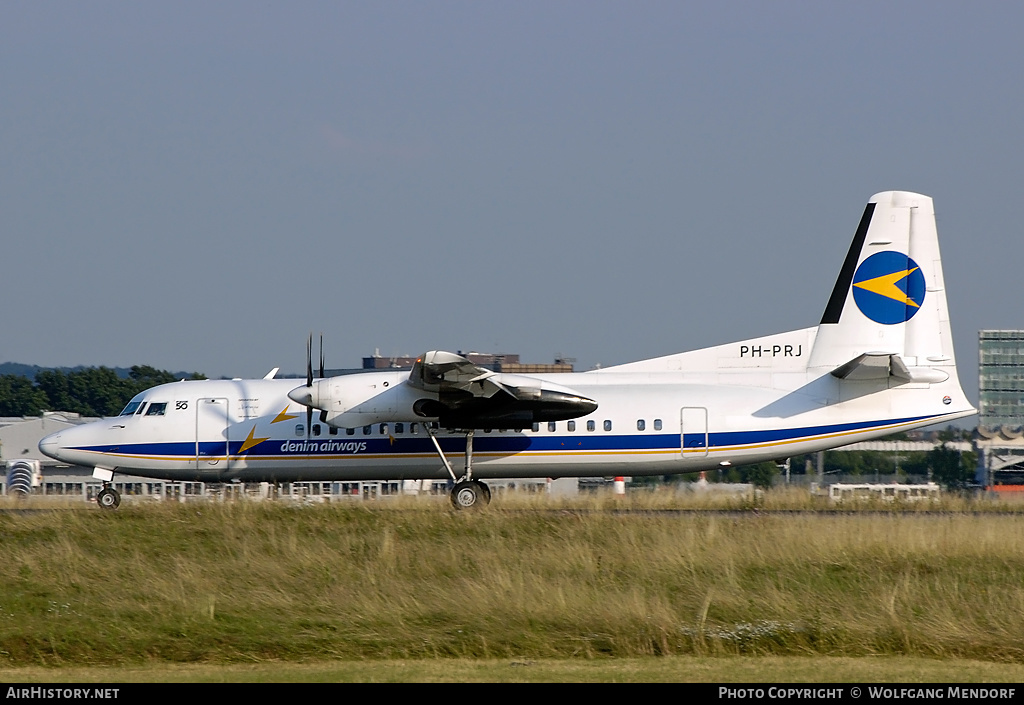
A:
[38,344,974,484]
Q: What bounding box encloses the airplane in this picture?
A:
[39,191,976,509]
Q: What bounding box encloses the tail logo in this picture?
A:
[852,252,926,325]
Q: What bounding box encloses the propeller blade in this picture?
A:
[299,332,329,436]
[301,334,314,438]
[306,334,313,388]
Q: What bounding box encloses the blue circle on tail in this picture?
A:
[852,251,926,325]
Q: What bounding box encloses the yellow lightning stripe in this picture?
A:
[238,425,270,453]
[853,268,921,308]
[271,406,299,424]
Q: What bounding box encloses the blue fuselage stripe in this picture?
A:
[69,414,939,460]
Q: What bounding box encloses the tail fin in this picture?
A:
[808,191,956,376]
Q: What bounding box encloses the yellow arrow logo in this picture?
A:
[271,406,299,424]
[853,268,921,308]
[238,425,270,454]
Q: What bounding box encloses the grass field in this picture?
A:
[1,491,1023,680]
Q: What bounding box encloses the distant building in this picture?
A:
[979,330,1024,429]
[0,412,88,464]
[362,350,574,374]
[977,330,1024,491]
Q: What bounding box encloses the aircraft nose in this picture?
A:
[38,431,64,461]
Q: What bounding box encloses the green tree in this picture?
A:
[33,370,72,412]
[929,444,976,490]
[34,366,206,417]
[824,450,866,475]
[743,462,779,489]
[66,367,128,416]
[0,375,49,416]
[895,451,930,477]
[128,365,180,388]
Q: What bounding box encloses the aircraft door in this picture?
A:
[680,407,708,460]
[195,397,230,471]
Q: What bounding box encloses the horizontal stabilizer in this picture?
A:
[830,353,948,384]
[830,352,893,380]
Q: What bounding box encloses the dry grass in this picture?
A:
[1,492,1023,666]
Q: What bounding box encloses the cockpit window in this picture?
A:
[120,401,143,416]
[145,402,168,416]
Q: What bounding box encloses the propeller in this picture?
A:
[317,334,328,424]
[307,334,315,433]
[299,333,329,435]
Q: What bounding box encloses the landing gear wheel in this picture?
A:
[97,487,121,510]
[450,480,489,510]
[479,481,491,504]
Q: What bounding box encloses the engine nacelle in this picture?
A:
[327,382,441,427]
[289,369,597,430]
[289,372,440,428]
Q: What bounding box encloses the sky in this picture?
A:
[2,1,1022,408]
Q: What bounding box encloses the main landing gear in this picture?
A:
[96,483,121,510]
[450,479,492,510]
[425,427,491,510]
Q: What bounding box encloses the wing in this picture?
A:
[408,351,509,397]
[408,351,597,428]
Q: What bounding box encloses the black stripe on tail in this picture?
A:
[819,202,875,325]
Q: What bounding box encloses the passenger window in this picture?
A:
[531,423,539,432]
[329,426,338,436]
[312,424,321,437]
[604,420,612,432]
[410,423,418,434]
[363,425,372,435]
[548,422,556,432]
[637,419,645,431]
[654,419,663,431]
[346,427,355,436]
[567,420,575,432]
[379,423,388,435]
[295,424,304,437]
[587,420,595,432]
[395,423,404,434]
